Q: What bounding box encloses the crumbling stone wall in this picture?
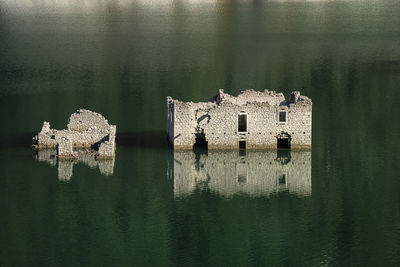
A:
[32,109,116,158]
[166,97,175,143]
[168,150,311,197]
[67,109,111,132]
[166,89,312,150]
[57,137,74,159]
[97,141,115,159]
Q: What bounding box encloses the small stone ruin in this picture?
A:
[32,109,116,159]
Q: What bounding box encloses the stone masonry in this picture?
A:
[167,89,312,150]
[168,150,311,198]
[32,109,116,159]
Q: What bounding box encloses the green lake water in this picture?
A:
[1,0,400,266]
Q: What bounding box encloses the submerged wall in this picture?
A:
[167,89,312,150]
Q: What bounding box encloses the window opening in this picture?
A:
[279,111,286,123]
[238,114,247,132]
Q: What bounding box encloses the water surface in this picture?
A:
[1,0,400,266]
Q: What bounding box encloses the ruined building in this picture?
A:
[32,109,116,159]
[167,89,312,150]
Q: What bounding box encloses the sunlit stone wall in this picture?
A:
[167,89,312,150]
[33,109,116,158]
[168,150,311,198]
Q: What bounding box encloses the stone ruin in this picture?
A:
[32,109,116,159]
[167,89,312,150]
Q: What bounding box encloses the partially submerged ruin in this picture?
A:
[32,109,116,159]
[167,89,312,150]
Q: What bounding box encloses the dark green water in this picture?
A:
[1,0,400,266]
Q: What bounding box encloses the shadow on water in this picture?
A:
[116,131,168,149]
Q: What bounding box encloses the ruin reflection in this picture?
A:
[168,150,311,198]
[34,149,115,181]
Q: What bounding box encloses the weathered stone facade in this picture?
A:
[167,89,312,150]
[167,150,311,198]
[32,109,116,159]
[34,149,115,181]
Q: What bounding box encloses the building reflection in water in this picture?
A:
[168,150,311,198]
[34,149,115,181]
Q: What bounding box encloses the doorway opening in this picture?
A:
[239,140,246,150]
[277,138,290,149]
[276,132,291,149]
[239,140,247,156]
[193,128,208,153]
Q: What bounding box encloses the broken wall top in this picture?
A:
[168,89,312,108]
[67,109,112,132]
